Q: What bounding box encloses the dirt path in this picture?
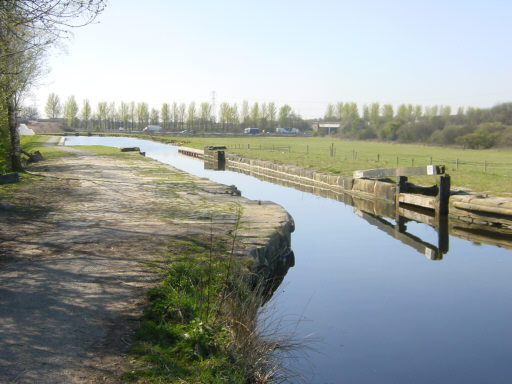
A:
[0,147,291,383]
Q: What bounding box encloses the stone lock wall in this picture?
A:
[226,153,397,203]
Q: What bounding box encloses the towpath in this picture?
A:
[0,143,290,383]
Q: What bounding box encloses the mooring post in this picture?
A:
[396,176,408,212]
[435,174,450,216]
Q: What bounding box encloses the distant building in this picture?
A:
[311,122,340,135]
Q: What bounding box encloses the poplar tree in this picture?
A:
[186,102,196,129]
[136,102,149,129]
[119,102,129,130]
[81,99,91,131]
[161,103,170,130]
[150,108,159,125]
[97,102,108,131]
[64,95,78,127]
[45,93,61,119]
[267,102,277,129]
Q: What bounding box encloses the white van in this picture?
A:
[143,125,162,132]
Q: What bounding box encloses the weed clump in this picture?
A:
[126,235,294,383]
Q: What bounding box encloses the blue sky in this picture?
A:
[32,0,512,118]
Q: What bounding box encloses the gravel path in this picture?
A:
[0,147,291,383]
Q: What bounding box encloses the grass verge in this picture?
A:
[126,235,288,384]
[20,135,76,159]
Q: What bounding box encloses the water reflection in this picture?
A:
[259,250,295,304]
[204,159,225,171]
[226,162,512,259]
[354,207,448,260]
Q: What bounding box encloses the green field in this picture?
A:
[167,136,512,196]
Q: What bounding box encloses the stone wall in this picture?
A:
[226,153,397,203]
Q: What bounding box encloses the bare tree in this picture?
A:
[0,0,106,170]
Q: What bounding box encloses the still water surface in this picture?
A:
[65,136,512,383]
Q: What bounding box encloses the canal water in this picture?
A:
[65,136,512,383]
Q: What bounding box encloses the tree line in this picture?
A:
[0,1,105,172]
[323,101,512,149]
[37,94,311,133]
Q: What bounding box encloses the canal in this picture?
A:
[65,136,512,383]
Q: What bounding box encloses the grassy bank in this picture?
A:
[126,235,285,383]
[20,135,75,159]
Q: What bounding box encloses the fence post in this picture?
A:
[377,154,380,162]
[396,156,399,167]
[248,144,250,149]
[411,159,414,166]
[456,158,459,170]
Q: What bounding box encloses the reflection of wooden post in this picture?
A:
[396,215,407,233]
[437,215,449,255]
[435,174,450,216]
